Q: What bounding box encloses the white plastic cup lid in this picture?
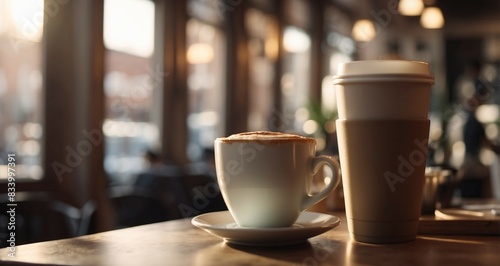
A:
[333,60,434,84]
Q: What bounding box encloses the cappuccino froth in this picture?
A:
[216,131,315,143]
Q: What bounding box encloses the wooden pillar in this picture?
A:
[157,0,189,164]
[271,0,285,132]
[224,1,249,135]
[310,0,325,103]
[43,0,114,231]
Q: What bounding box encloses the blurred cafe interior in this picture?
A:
[0,0,500,246]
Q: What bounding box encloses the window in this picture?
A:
[322,19,354,116]
[245,8,279,131]
[301,5,354,154]
[281,26,312,134]
[103,0,157,182]
[0,0,44,180]
[186,16,226,160]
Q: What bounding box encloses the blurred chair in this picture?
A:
[108,186,175,228]
[109,162,226,228]
[0,192,95,247]
[109,169,189,227]
[180,162,227,217]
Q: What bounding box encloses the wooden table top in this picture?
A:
[1,211,499,266]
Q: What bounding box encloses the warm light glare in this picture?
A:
[0,164,42,180]
[450,140,465,168]
[429,115,443,141]
[486,124,499,140]
[321,76,336,111]
[281,73,295,96]
[420,7,445,29]
[104,0,155,57]
[102,120,158,141]
[452,141,465,157]
[352,20,376,42]
[188,111,219,128]
[324,120,336,134]
[23,122,42,139]
[316,137,326,151]
[6,0,44,42]
[480,149,495,165]
[303,120,319,135]
[265,36,279,60]
[476,104,499,123]
[398,0,424,16]
[283,27,311,53]
[295,107,309,122]
[187,43,214,64]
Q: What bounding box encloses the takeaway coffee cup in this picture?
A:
[214,131,341,228]
[333,60,434,243]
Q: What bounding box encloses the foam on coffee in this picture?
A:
[216,131,315,144]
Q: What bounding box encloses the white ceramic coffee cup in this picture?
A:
[214,132,341,228]
[333,60,434,120]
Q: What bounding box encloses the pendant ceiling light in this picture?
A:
[420,7,445,29]
[398,0,424,16]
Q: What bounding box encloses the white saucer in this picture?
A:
[191,211,341,246]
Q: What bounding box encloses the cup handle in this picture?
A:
[301,155,341,211]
